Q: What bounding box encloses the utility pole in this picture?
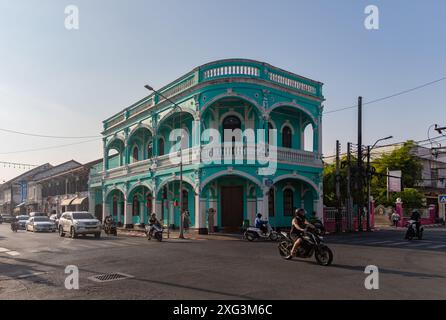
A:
[335,140,342,233]
[366,145,372,231]
[346,142,353,232]
[357,97,363,232]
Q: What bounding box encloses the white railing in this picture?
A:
[203,65,260,79]
[269,72,317,94]
[277,147,318,164]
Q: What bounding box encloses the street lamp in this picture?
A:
[144,84,185,239]
[365,135,393,231]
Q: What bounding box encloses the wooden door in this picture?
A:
[221,186,244,230]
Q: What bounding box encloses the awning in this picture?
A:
[15,202,26,208]
[71,197,88,206]
[61,197,77,206]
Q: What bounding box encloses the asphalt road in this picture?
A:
[0,224,445,300]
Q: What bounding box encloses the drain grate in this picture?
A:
[88,272,133,283]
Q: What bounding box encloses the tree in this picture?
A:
[371,140,423,205]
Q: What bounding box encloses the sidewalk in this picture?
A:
[117,227,243,241]
[374,223,445,231]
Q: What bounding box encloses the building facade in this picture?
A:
[89,59,324,232]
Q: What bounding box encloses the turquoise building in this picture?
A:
[89,59,324,232]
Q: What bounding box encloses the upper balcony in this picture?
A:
[102,59,324,133]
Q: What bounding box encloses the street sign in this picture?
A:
[439,195,446,204]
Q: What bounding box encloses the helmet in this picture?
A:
[412,209,418,214]
[257,213,262,219]
[296,209,305,217]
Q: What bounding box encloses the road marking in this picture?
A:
[17,272,48,279]
[6,251,20,256]
[0,248,10,253]
[366,241,394,245]
[387,241,410,246]
[406,242,430,247]
[428,244,446,249]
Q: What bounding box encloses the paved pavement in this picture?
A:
[0,224,445,300]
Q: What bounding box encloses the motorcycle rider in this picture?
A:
[289,208,313,258]
[255,213,268,235]
[410,209,421,237]
[147,213,161,239]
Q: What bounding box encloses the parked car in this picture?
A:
[0,213,15,223]
[29,212,48,218]
[26,216,56,233]
[58,212,102,239]
[17,215,30,230]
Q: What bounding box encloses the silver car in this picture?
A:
[26,216,57,233]
[17,215,30,230]
[58,212,102,239]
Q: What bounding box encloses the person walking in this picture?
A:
[183,209,190,233]
[391,211,401,228]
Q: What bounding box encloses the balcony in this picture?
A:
[92,146,322,183]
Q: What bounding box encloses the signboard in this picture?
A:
[19,181,28,203]
[388,170,402,193]
[439,195,446,204]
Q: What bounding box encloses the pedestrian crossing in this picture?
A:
[326,237,446,251]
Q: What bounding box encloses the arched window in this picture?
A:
[282,126,292,148]
[268,188,275,217]
[158,138,165,156]
[223,115,242,131]
[181,189,189,212]
[146,194,153,213]
[283,189,294,216]
[147,141,153,159]
[132,195,140,217]
[303,124,314,152]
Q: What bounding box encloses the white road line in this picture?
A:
[0,247,10,253]
[366,241,394,245]
[6,251,20,256]
[387,241,410,246]
[406,243,430,247]
[428,244,446,249]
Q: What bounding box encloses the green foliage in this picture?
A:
[371,140,423,204]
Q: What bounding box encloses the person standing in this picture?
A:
[208,208,215,233]
[391,211,401,228]
[183,209,190,233]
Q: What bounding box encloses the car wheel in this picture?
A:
[70,227,77,239]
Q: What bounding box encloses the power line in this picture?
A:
[324,76,446,115]
[0,161,38,169]
[0,138,101,155]
[0,127,100,139]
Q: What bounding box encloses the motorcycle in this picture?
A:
[103,216,117,236]
[145,223,163,242]
[10,221,18,232]
[405,220,424,240]
[277,226,333,266]
[244,223,279,242]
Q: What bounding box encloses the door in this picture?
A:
[221,186,244,230]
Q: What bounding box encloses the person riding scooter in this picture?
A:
[255,213,268,235]
[410,209,421,237]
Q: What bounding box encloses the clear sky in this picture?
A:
[1,0,445,181]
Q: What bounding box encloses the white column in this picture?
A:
[125,202,132,227]
[155,201,162,220]
[169,201,174,226]
[140,202,144,225]
[314,194,323,220]
[257,197,264,217]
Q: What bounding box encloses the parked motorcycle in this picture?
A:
[277,226,333,266]
[145,223,163,242]
[103,216,117,236]
[405,220,424,240]
[244,223,279,242]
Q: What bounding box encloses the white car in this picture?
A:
[58,212,102,239]
[26,216,57,233]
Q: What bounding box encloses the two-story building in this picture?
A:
[89,59,324,232]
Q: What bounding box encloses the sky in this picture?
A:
[0,0,445,182]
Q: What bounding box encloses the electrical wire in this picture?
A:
[0,138,101,155]
[324,76,446,115]
[0,127,100,139]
